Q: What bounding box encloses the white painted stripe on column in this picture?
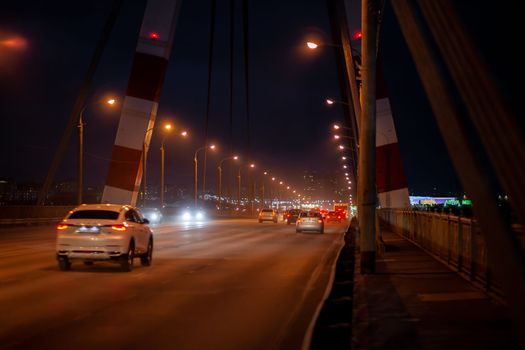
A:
[101,186,134,205]
[137,38,170,58]
[378,187,411,208]
[114,97,158,150]
[376,97,398,147]
[137,0,181,59]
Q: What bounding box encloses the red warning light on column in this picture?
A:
[149,32,160,39]
[353,31,362,40]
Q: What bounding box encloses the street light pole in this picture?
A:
[77,107,85,205]
[194,147,203,208]
[160,141,165,207]
[194,144,216,208]
[237,167,241,208]
[218,155,238,211]
[77,98,116,205]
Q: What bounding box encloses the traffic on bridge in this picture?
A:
[1,0,523,349]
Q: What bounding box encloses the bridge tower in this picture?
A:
[101,0,182,205]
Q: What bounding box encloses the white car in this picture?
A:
[55,204,153,272]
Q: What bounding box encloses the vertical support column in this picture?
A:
[358,0,379,274]
[102,0,182,205]
[375,68,410,208]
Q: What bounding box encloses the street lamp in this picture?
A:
[218,155,238,211]
[261,171,268,207]
[78,97,117,204]
[159,123,174,208]
[237,162,256,210]
[141,122,183,205]
[194,144,216,207]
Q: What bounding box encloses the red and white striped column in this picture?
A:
[375,74,411,208]
[102,0,181,205]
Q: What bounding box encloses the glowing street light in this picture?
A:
[306,41,319,49]
[342,156,347,160]
[334,135,341,140]
[338,145,345,150]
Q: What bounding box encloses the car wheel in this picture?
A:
[83,261,94,266]
[296,229,301,233]
[120,242,134,272]
[320,229,325,234]
[58,256,71,271]
[258,219,262,223]
[141,238,153,267]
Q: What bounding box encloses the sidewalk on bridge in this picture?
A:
[352,229,521,350]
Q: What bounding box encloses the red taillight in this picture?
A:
[327,216,330,219]
[56,223,68,230]
[111,225,127,231]
[317,219,323,223]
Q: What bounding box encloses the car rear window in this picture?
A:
[69,210,119,220]
[262,209,273,213]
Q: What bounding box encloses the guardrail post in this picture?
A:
[457,216,463,272]
[470,220,476,281]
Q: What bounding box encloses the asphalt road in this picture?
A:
[0,218,346,350]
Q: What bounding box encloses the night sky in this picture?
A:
[1,0,520,196]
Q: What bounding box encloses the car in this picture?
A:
[258,208,278,223]
[55,204,154,272]
[284,209,301,225]
[326,211,343,223]
[139,207,163,224]
[180,207,207,222]
[296,211,324,233]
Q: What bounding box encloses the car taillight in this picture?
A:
[111,225,127,231]
[327,216,330,219]
[337,216,341,219]
[56,223,68,230]
[317,219,323,223]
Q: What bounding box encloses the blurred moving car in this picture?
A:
[55,204,154,272]
[296,211,324,233]
[180,207,207,222]
[258,208,278,223]
[326,211,343,223]
[284,209,301,225]
[139,207,163,224]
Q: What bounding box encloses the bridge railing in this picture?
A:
[0,206,74,226]
[378,209,525,297]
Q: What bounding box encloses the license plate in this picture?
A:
[77,226,100,233]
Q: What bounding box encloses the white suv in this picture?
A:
[56,204,153,272]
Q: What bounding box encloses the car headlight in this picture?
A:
[150,213,158,220]
[182,211,191,220]
[196,211,204,220]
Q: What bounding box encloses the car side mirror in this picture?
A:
[142,218,150,224]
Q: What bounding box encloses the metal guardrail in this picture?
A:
[379,209,525,297]
[0,206,74,226]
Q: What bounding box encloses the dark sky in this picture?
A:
[1,0,518,196]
